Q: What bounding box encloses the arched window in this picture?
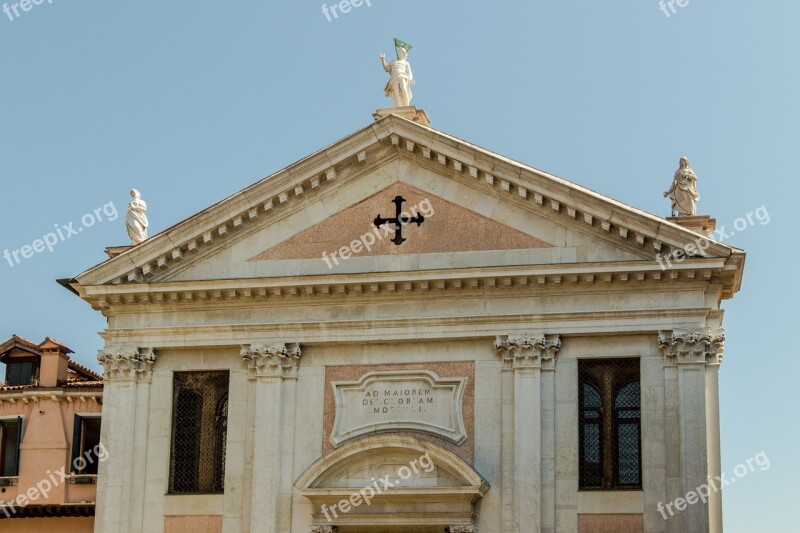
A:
[578,359,641,490]
[169,371,230,494]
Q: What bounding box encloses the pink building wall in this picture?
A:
[0,336,102,532]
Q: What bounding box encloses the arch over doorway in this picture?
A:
[296,434,488,532]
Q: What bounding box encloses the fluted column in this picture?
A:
[496,334,561,533]
[659,330,725,533]
[242,342,301,533]
[94,346,156,533]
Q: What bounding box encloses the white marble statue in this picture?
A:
[664,157,700,216]
[126,189,149,245]
[379,47,414,107]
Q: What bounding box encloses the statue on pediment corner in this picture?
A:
[664,157,700,216]
[126,188,149,245]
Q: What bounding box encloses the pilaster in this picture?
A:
[241,342,302,533]
[94,346,156,533]
[659,330,725,533]
[495,333,561,533]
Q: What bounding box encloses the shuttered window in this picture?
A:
[0,417,22,477]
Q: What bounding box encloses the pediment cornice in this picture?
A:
[72,115,743,296]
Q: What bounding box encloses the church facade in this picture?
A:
[65,113,745,533]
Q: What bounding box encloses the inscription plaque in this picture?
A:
[330,370,468,446]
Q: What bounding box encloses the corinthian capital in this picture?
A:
[659,329,725,365]
[241,342,302,378]
[97,346,156,382]
[495,333,561,369]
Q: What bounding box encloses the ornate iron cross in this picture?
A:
[374,195,425,245]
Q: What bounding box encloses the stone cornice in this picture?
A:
[658,329,725,365]
[77,260,729,313]
[388,119,737,271]
[241,342,302,379]
[97,346,156,382]
[75,130,392,288]
[495,333,562,369]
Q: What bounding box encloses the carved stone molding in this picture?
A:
[447,526,477,533]
[658,329,725,365]
[241,342,302,378]
[97,346,156,382]
[495,333,561,369]
[309,527,337,533]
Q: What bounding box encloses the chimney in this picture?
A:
[38,338,72,387]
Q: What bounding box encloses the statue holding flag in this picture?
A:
[379,38,414,108]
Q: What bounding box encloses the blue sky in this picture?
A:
[0,1,796,529]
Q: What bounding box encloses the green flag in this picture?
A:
[394,38,412,57]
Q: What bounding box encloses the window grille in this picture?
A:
[213,394,228,493]
[169,371,229,494]
[578,358,641,490]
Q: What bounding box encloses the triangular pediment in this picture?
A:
[71,114,743,297]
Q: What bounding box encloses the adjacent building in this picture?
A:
[65,110,745,532]
[0,335,103,532]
